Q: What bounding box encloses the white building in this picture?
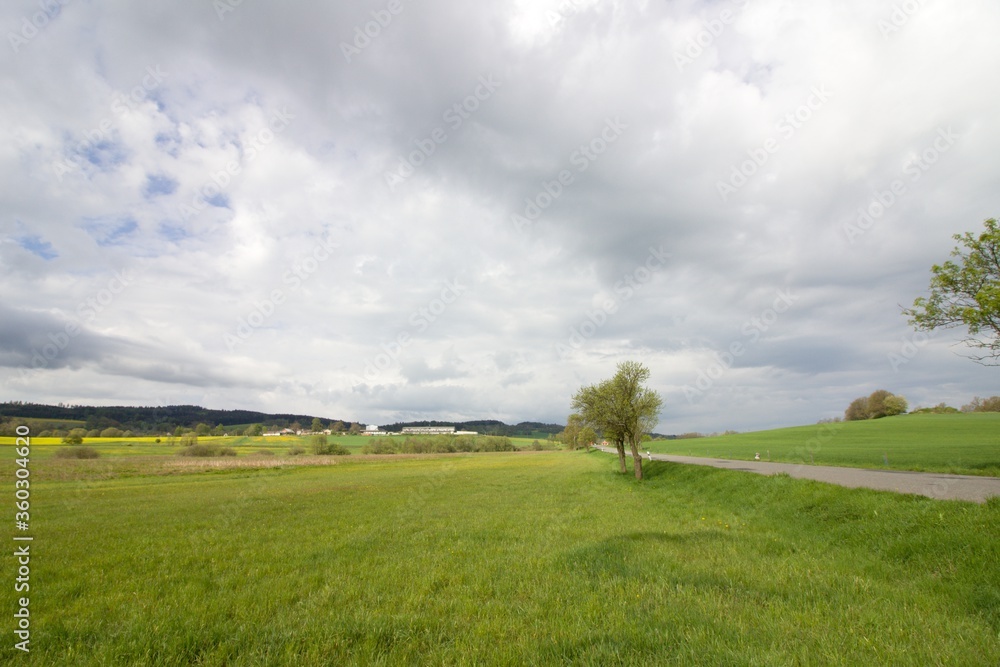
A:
[401,426,456,435]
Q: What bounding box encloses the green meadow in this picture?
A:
[647,413,1000,476]
[2,448,998,665]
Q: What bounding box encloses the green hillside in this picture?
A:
[647,413,1000,476]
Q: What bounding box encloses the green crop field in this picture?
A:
[646,413,1000,477]
[2,447,998,665]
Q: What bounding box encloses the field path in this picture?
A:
[595,446,1000,503]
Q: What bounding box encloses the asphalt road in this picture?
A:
[595,446,1000,503]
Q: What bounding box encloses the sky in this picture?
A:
[1,0,998,434]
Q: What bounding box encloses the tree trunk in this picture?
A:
[628,437,643,480]
[615,439,627,473]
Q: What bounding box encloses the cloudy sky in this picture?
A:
[1,0,998,433]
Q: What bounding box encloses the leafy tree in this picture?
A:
[962,396,1000,412]
[845,390,907,421]
[904,218,1000,364]
[845,397,869,421]
[558,414,584,449]
[572,361,663,480]
[245,423,264,436]
[578,426,597,451]
[195,423,212,436]
[866,389,894,419]
[883,395,908,416]
[348,423,362,435]
[62,433,83,445]
[311,418,325,433]
[331,421,344,433]
[179,433,198,447]
[99,427,123,438]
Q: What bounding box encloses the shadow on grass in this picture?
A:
[561,529,730,580]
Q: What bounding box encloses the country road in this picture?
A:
[594,446,1000,503]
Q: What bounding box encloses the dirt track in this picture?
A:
[595,447,1000,503]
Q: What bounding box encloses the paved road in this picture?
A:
[595,446,1000,503]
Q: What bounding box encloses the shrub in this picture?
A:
[256,449,275,456]
[54,447,100,459]
[531,440,543,451]
[179,433,198,447]
[100,427,123,438]
[177,444,220,457]
[361,438,399,455]
[219,447,237,456]
[287,445,305,456]
[62,434,84,445]
[846,390,907,420]
[310,435,352,455]
[86,429,101,438]
[37,430,52,437]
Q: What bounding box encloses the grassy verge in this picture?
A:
[647,413,1000,476]
[2,450,997,665]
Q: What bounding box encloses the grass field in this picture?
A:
[2,448,998,665]
[647,413,1000,477]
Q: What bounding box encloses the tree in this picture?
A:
[962,396,1000,412]
[195,423,211,436]
[866,389,894,419]
[331,421,344,433]
[883,395,908,416]
[311,418,325,433]
[578,426,597,451]
[348,423,362,435]
[904,218,1000,364]
[573,382,627,472]
[572,361,663,480]
[245,423,264,436]
[558,414,584,449]
[845,390,906,421]
[62,433,83,445]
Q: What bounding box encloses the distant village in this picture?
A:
[262,425,479,437]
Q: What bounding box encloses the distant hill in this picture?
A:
[0,402,350,435]
[0,402,566,438]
